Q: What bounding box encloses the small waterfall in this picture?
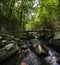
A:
[45,50,59,65]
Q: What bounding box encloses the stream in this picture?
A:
[22,48,41,65]
[21,47,60,65]
[0,34,60,65]
[20,34,60,65]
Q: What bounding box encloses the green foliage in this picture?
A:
[0,0,60,34]
[36,0,58,31]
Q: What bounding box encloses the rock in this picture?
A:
[0,43,18,61]
[2,40,7,43]
[0,36,3,40]
[30,43,48,58]
[51,38,60,54]
[20,45,28,50]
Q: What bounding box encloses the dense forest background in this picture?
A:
[0,0,60,36]
[0,0,60,65]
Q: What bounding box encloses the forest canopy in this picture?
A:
[0,0,60,35]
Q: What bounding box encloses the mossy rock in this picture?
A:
[0,44,18,61]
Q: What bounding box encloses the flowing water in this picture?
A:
[45,48,60,65]
[21,34,60,65]
[23,48,41,65]
[33,34,60,65]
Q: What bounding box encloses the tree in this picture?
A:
[0,0,35,35]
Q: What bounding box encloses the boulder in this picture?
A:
[0,43,18,61]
